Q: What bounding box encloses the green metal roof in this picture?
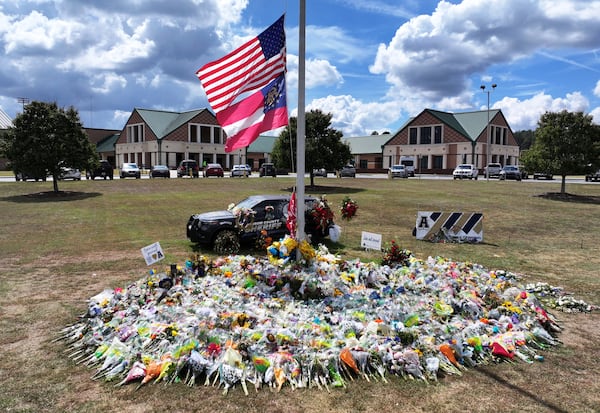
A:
[248,134,277,153]
[135,108,206,139]
[342,134,390,154]
[96,133,120,153]
[452,109,501,142]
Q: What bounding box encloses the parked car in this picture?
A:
[177,160,200,178]
[120,163,141,179]
[15,171,47,181]
[483,163,502,178]
[499,165,522,181]
[86,160,113,180]
[259,163,276,177]
[57,167,82,181]
[389,164,408,179]
[230,164,251,177]
[312,168,327,177]
[204,163,224,177]
[453,164,479,180]
[149,165,170,178]
[339,165,356,178]
[186,194,332,254]
[585,169,600,182]
[533,172,553,180]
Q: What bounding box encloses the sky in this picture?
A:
[1,0,599,137]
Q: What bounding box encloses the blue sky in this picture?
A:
[1,0,599,136]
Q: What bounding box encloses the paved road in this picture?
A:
[0,172,594,184]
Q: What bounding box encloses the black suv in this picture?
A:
[177,160,200,178]
[259,163,276,177]
[86,160,114,180]
[186,194,332,254]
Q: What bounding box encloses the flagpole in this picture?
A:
[295,0,306,245]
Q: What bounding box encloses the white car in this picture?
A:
[453,164,479,180]
[120,163,141,179]
[58,167,81,181]
[230,164,251,177]
[389,164,408,178]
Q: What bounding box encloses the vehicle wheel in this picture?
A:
[213,230,240,255]
[474,176,478,180]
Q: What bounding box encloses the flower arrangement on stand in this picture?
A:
[307,195,335,238]
[381,240,413,267]
[340,196,358,220]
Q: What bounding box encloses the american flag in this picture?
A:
[196,15,286,114]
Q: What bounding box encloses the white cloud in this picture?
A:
[370,0,600,101]
[3,10,84,53]
[494,91,589,131]
[306,95,402,136]
[90,73,127,94]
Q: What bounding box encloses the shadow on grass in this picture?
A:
[282,185,367,194]
[475,368,569,413]
[537,192,600,205]
[1,191,102,203]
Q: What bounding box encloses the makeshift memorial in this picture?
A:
[58,245,594,395]
[340,196,358,220]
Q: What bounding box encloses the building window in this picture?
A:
[502,128,507,145]
[420,126,431,144]
[434,125,442,144]
[189,125,199,143]
[359,159,368,169]
[200,126,211,143]
[409,127,417,144]
[432,155,443,169]
[127,124,144,143]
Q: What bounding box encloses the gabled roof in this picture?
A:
[248,134,277,153]
[0,108,13,129]
[134,108,207,139]
[452,109,501,141]
[387,108,502,144]
[96,133,120,153]
[343,134,391,154]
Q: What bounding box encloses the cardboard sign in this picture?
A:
[415,211,483,243]
[361,231,382,250]
[141,241,165,265]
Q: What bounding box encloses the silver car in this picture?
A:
[58,167,82,181]
[339,165,356,178]
[389,164,408,178]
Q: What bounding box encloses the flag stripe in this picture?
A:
[196,15,288,152]
[196,15,286,114]
[205,56,285,112]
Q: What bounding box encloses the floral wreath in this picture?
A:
[340,196,358,221]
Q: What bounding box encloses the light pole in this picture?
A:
[480,84,496,181]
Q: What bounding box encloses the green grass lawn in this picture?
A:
[0,177,599,413]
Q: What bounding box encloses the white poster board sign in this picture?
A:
[415,211,483,243]
[141,241,165,265]
[361,231,382,250]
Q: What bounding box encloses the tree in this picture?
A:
[271,109,352,186]
[520,110,600,194]
[513,129,535,150]
[1,101,98,193]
